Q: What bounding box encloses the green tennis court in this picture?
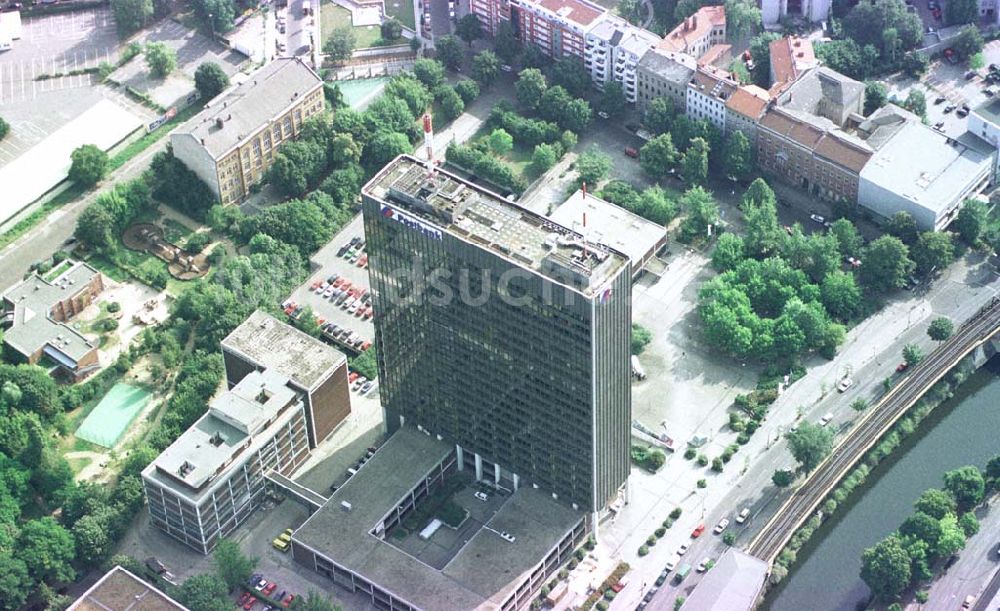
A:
[339,77,388,108]
[75,383,152,448]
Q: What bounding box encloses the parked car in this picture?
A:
[597,111,610,119]
[282,594,295,608]
[690,524,705,538]
[809,213,825,224]
[837,378,853,392]
[360,381,375,395]
[474,491,489,501]
[713,518,729,534]
[696,557,712,572]
[263,582,278,596]
[819,412,834,427]
[677,543,689,555]
[624,146,639,158]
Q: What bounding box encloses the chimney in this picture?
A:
[692,15,697,29]
[215,117,224,129]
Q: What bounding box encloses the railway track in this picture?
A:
[747,297,1000,563]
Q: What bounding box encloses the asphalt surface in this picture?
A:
[923,499,1000,611]
[749,297,1000,563]
[282,0,313,58]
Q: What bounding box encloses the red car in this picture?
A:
[263,583,278,597]
[333,277,346,288]
[624,146,639,158]
[360,340,372,351]
[282,594,295,608]
[349,372,359,383]
[896,362,909,372]
[691,523,706,538]
[357,254,368,267]
[243,595,257,610]
[238,592,252,606]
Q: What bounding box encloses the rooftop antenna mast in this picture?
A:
[422,113,435,175]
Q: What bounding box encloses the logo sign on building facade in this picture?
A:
[380,205,444,241]
[146,106,178,133]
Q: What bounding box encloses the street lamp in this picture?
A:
[208,13,216,41]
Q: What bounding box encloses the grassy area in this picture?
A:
[162,218,195,245]
[321,2,387,49]
[383,0,415,30]
[0,183,87,250]
[67,456,93,475]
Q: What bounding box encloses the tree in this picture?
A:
[681,137,709,184]
[644,96,676,135]
[111,0,152,35]
[362,130,410,174]
[194,62,230,101]
[380,17,402,41]
[472,50,500,86]
[487,128,513,156]
[958,511,980,537]
[950,0,980,27]
[531,143,559,174]
[549,58,591,97]
[598,82,627,118]
[864,81,889,115]
[927,317,953,342]
[0,117,8,141]
[955,199,988,244]
[413,58,446,89]
[454,79,480,103]
[455,14,483,46]
[902,343,923,367]
[829,219,862,258]
[861,535,912,602]
[785,422,834,472]
[177,573,231,611]
[631,323,652,354]
[214,538,255,592]
[637,186,678,225]
[821,271,862,321]
[749,31,782,86]
[494,20,520,62]
[145,42,177,78]
[69,144,109,187]
[435,35,464,71]
[851,398,869,411]
[952,22,985,56]
[914,488,957,520]
[385,74,432,116]
[639,133,678,178]
[987,454,1000,484]
[324,26,356,61]
[943,466,985,512]
[912,231,954,275]
[576,146,612,186]
[293,591,341,611]
[937,513,967,557]
[899,512,943,555]
[410,36,422,53]
[712,233,745,271]
[515,68,547,109]
[619,0,642,24]
[904,89,926,119]
[970,52,985,70]
[721,131,752,181]
[742,193,782,258]
[724,0,761,40]
[772,469,795,487]
[679,186,719,240]
[18,517,75,583]
[0,553,31,611]
[435,85,465,121]
[859,235,914,292]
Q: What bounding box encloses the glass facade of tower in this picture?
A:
[361,156,631,514]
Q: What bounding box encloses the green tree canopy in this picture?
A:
[681,137,709,184]
[177,573,231,611]
[639,133,678,178]
[772,469,795,487]
[435,35,464,70]
[598,82,627,118]
[785,422,834,472]
[494,21,520,62]
[194,62,230,101]
[69,144,109,187]
[914,488,957,519]
[455,14,484,45]
[943,466,985,512]
[144,42,177,78]
[111,0,153,35]
[412,58,446,89]
[864,81,889,114]
[955,199,988,244]
[214,538,256,592]
[515,68,547,109]
[927,317,953,341]
[859,235,914,292]
[576,146,612,186]
[380,17,402,40]
[861,535,912,602]
[472,50,500,86]
[18,517,75,584]
[912,231,954,275]
[643,96,676,135]
[324,26,356,60]
[721,130,752,181]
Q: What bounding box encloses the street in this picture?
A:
[922,498,1000,610]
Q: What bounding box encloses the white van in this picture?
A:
[631,355,646,380]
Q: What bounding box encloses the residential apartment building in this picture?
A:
[635,48,696,113]
[507,0,606,59]
[725,85,771,141]
[470,0,510,35]
[762,0,831,26]
[170,58,324,206]
[687,66,737,131]
[221,310,351,447]
[584,17,658,102]
[769,36,817,90]
[658,6,726,59]
[142,369,312,554]
[362,155,632,521]
[1,260,103,380]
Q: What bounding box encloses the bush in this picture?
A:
[711,457,724,472]
[106,302,122,313]
[737,431,751,445]
[445,144,527,193]
[684,448,696,460]
[670,507,682,519]
[655,527,666,537]
[646,535,657,546]
[723,531,736,546]
[697,454,708,466]
[638,545,649,556]
[596,602,609,611]
[697,479,707,488]
[662,518,673,528]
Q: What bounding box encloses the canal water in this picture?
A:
[765,361,1000,611]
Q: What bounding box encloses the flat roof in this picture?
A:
[638,47,697,85]
[682,549,768,611]
[1,261,99,364]
[221,310,346,391]
[517,0,606,28]
[549,190,665,271]
[69,566,188,611]
[293,428,583,611]
[144,369,302,498]
[363,156,629,296]
[860,117,993,217]
[172,58,322,159]
[974,96,1000,126]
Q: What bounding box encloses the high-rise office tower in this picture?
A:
[361,155,631,517]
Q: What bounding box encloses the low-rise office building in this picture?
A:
[1,260,103,380]
[170,58,324,206]
[291,428,586,611]
[69,566,188,611]
[142,368,313,554]
[221,310,351,447]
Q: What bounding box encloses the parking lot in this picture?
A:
[285,215,376,366]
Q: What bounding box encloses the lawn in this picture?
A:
[383,0,415,30]
[321,2,384,49]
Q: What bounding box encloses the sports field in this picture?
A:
[75,383,152,448]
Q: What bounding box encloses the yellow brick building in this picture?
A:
[171,57,324,205]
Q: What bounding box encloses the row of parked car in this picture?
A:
[348,370,377,395]
[310,275,375,321]
[238,574,295,610]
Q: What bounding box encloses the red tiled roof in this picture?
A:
[726,85,770,119]
[659,6,726,53]
[759,109,872,173]
[768,37,816,86]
